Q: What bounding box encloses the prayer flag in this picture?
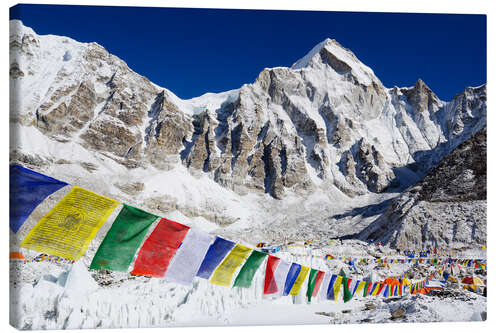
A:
[319,272,332,300]
[197,237,235,279]
[131,218,190,277]
[283,263,302,296]
[348,279,357,296]
[274,260,292,296]
[332,275,343,301]
[210,244,252,286]
[163,229,215,285]
[21,186,119,261]
[355,281,366,295]
[343,277,353,302]
[290,266,310,295]
[306,269,319,302]
[90,204,158,271]
[364,281,372,297]
[10,165,68,233]
[376,283,385,296]
[233,250,267,288]
[312,271,325,297]
[263,255,280,294]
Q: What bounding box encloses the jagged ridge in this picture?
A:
[9,20,486,201]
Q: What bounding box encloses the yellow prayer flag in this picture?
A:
[355,281,366,295]
[333,275,343,300]
[289,266,310,295]
[210,244,252,286]
[20,186,120,260]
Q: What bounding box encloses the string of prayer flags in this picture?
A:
[131,218,190,277]
[163,229,215,285]
[21,186,119,261]
[11,165,471,300]
[90,204,158,271]
[210,244,252,286]
[197,237,235,279]
[233,250,267,288]
[10,165,68,233]
[290,266,310,296]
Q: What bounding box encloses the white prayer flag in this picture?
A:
[319,272,332,300]
[163,228,215,285]
[274,259,292,296]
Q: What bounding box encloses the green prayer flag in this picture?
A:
[90,204,158,271]
[233,250,267,288]
[343,277,353,302]
[363,281,370,297]
[306,268,319,302]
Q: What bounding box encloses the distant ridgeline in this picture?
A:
[10,165,485,302]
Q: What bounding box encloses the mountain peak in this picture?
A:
[291,38,380,87]
[414,78,429,90]
[291,38,344,70]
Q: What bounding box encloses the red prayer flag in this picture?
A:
[376,283,385,295]
[131,218,189,277]
[263,255,280,294]
[312,270,325,297]
[366,282,372,295]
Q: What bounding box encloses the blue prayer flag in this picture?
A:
[283,263,301,296]
[196,236,235,279]
[10,165,68,233]
[326,274,338,300]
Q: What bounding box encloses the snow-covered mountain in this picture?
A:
[357,127,486,249]
[9,20,486,247]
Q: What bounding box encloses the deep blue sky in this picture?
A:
[10,5,486,100]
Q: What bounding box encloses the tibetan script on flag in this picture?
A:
[20,186,119,260]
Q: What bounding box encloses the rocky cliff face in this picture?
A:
[357,128,486,249]
[9,20,486,247]
[9,21,486,201]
